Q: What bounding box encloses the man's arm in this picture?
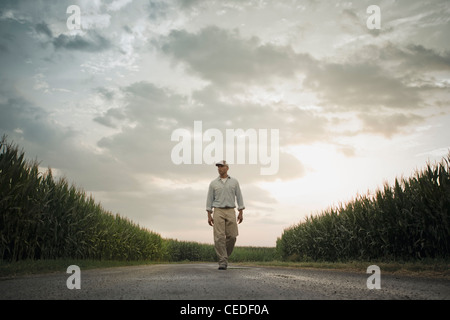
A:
[235,181,244,224]
[235,181,245,211]
[206,183,214,226]
[206,182,214,213]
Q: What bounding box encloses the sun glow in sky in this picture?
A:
[1,0,449,246]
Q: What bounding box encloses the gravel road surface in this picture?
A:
[0,263,448,300]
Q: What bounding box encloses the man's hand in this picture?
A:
[237,210,243,224]
[207,212,214,226]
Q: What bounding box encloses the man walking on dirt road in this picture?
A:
[206,160,245,270]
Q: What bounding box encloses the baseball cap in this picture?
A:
[215,160,229,167]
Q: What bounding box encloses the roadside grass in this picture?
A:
[2,258,448,279]
[0,259,163,278]
[235,259,450,278]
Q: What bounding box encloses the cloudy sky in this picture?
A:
[1,0,449,246]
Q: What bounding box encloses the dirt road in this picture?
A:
[0,263,448,300]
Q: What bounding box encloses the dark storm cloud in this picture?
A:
[0,92,75,148]
[35,22,53,38]
[358,112,424,138]
[384,43,450,72]
[157,24,437,139]
[160,26,314,86]
[303,61,422,111]
[53,31,112,52]
[0,87,142,193]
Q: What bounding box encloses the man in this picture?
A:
[206,160,245,270]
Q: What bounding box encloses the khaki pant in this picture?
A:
[213,208,238,267]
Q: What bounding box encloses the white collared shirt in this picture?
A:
[206,176,245,212]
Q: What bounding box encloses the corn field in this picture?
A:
[0,137,163,261]
[4,136,448,264]
[162,239,217,262]
[277,154,450,262]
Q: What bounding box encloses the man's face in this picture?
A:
[217,165,228,176]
